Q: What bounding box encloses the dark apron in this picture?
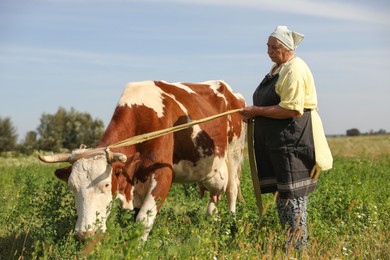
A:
[253,73,317,199]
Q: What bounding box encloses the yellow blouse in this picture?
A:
[271,57,317,116]
[270,57,333,171]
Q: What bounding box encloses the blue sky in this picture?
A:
[1,0,389,140]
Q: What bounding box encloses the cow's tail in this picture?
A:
[237,122,246,204]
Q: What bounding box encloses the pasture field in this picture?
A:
[0,135,389,259]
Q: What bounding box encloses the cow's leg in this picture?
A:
[207,194,221,215]
[135,167,173,241]
[225,137,245,213]
[198,183,217,214]
[136,192,158,241]
[225,162,241,213]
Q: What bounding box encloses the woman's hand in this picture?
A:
[240,106,261,121]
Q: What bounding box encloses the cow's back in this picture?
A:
[146,80,246,183]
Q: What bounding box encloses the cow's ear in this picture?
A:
[54,166,72,182]
[124,152,141,177]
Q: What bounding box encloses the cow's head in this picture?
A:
[39,146,127,240]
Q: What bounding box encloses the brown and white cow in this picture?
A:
[39,80,246,241]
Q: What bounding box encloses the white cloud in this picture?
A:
[130,0,390,26]
[34,0,390,26]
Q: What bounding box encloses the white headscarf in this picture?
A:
[270,25,304,50]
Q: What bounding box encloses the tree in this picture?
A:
[37,107,104,152]
[37,107,67,151]
[62,108,105,150]
[376,129,387,135]
[346,128,360,136]
[19,131,38,154]
[0,117,18,152]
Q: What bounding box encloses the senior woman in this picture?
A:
[241,26,332,250]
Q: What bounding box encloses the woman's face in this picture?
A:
[267,36,292,65]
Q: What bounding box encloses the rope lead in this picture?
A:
[107,108,242,149]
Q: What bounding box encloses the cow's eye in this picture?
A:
[100,182,110,193]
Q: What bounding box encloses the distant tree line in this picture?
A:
[346,128,388,137]
[0,107,104,154]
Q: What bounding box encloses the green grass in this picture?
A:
[0,138,389,259]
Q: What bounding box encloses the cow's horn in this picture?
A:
[38,153,71,163]
[113,153,127,163]
[105,148,127,163]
